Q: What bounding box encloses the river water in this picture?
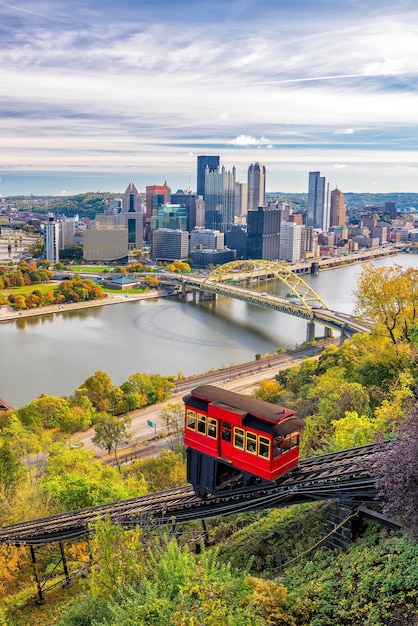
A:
[2,254,417,407]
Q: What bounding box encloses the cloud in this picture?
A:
[229,135,272,146]
[334,129,355,135]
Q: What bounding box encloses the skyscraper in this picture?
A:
[44,215,60,264]
[247,162,266,212]
[122,181,143,249]
[246,206,280,260]
[196,155,220,197]
[329,188,346,227]
[204,165,236,233]
[307,171,330,231]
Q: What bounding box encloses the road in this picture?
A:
[72,341,335,460]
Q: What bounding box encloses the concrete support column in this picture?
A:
[324,327,332,338]
[306,321,315,343]
[199,291,216,302]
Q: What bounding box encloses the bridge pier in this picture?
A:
[324,327,332,339]
[198,291,216,302]
[306,321,315,343]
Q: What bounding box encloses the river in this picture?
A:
[2,254,417,407]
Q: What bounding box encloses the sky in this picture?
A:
[1,0,418,196]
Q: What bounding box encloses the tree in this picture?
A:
[371,406,418,536]
[353,263,418,343]
[0,440,24,495]
[40,445,145,511]
[254,379,284,404]
[160,403,184,452]
[76,370,119,412]
[92,412,132,469]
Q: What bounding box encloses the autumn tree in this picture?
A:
[160,402,184,452]
[76,371,121,413]
[254,379,284,404]
[92,412,132,468]
[353,263,418,343]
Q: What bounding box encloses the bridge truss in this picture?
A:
[202,260,328,317]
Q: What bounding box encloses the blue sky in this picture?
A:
[1,0,418,196]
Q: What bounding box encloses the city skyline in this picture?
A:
[1,0,418,196]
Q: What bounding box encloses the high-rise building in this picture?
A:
[329,188,346,227]
[204,165,236,233]
[196,155,220,197]
[44,215,60,263]
[246,206,280,260]
[83,228,128,262]
[247,162,266,212]
[171,190,197,232]
[235,181,248,222]
[152,229,189,262]
[151,204,188,232]
[145,182,171,238]
[307,171,330,231]
[279,222,303,262]
[122,182,144,249]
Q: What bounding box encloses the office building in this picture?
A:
[121,181,144,249]
[226,225,247,260]
[145,182,171,237]
[190,248,236,267]
[279,222,303,262]
[190,228,224,251]
[196,155,220,197]
[171,190,197,231]
[204,165,236,233]
[246,206,280,260]
[58,217,75,250]
[247,162,266,212]
[83,228,128,262]
[152,229,189,262]
[151,204,188,232]
[44,215,60,263]
[235,181,248,222]
[307,171,330,231]
[330,188,346,227]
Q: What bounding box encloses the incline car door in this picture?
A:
[219,421,233,460]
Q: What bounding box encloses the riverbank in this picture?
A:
[0,290,167,323]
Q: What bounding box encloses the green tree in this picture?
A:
[92,412,132,469]
[40,446,145,511]
[0,440,24,496]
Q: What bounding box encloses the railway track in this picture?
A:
[0,443,385,546]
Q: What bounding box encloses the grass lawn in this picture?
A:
[71,265,112,273]
[2,283,57,297]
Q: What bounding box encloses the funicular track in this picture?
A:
[0,443,385,547]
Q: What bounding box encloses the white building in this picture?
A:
[280,222,303,262]
[44,216,60,264]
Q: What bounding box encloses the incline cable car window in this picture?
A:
[233,427,244,449]
[186,410,196,430]
[207,418,218,439]
[258,436,270,459]
[221,423,232,441]
[246,432,257,454]
[197,414,206,434]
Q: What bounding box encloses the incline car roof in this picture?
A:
[186,385,301,425]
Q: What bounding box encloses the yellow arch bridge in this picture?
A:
[156,260,372,342]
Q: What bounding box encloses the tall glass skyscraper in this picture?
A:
[196,155,220,197]
[307,171,330,231]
